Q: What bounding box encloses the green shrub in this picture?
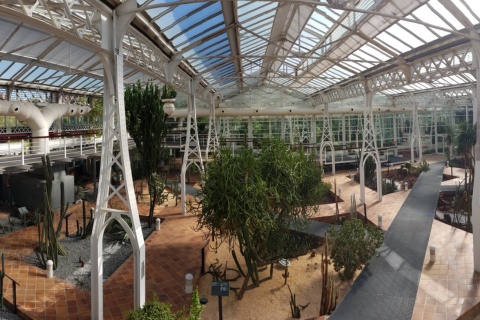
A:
[404,162,412,171]
[382,179,397,195]
[125,288,203,320]
[415,159,430,176]
[326,219,384,280]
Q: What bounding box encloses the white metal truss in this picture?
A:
[301,117,310,144]
[355,116,363,148]
[218,117,230,138]
[375,114,383,148]
[319,103,335,174]
[313,45,475,105]
[292,117,301,144]
[91,1,145,319]
[359,81,382,204]
[180,77,204,214]
[205,95,219,163]
[0,0,213,102]
[310,115,316,145]
[410,97,422,163]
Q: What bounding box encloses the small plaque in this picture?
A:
[211,281,229,297]
[18,207,28,215]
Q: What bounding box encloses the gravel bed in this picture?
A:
[0,307,22,319]
[0,216,26,235]
[23,221,154,291]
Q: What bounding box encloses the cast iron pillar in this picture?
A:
[180,77,204,214]
[359,81,382,204]
[91,1,145,319]
[319,104,335,174]
[470,31,480,272]
[410,95,422,163]
[205,94,219,162]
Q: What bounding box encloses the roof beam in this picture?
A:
[220,0,244,93]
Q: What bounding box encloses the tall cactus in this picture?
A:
[35,155,68,270]
[319,236,338,316]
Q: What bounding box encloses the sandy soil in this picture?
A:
[196,240,357,320]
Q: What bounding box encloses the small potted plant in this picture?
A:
[161,84,176,115]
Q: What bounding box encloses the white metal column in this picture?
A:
[248,116,253,148]
[470,31,480,272]
[310,115,316,145]
[205,95,219,162]
[410,97,422,163]
[319,104,335,174]
[301,117,309,144]
[434,106,438,153]
[360,82,382,203]
[180,77,204,214]
[91,2,145,319]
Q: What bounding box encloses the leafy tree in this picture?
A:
[192,139,330,297]
[125,80,168,227]
[326,219,384,280]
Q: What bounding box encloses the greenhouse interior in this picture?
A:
[0,0,480,319]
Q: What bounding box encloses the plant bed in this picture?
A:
[310,212,377,228]
[22,220,155,291]
[435,192,471,232]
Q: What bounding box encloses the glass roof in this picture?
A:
[0,0,477,104]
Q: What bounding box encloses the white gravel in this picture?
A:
[23,222,154,291]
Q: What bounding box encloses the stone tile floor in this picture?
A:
[0,153,478,320]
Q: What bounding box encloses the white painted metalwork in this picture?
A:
[205,95,219,163]
[91,2,145,319]
[319,104,335,174]
[359,81,382,204]
[410,97,423,163]
[180,77,204,214]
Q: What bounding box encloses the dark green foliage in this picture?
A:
[357,156,376,187]
[36,155,68,270]
[456,122,476,170]
[404,161,412,172]
[326,219,384,280]
[125,80,168,227]
[161,85,177,99]
[105,216,132,243]
[413,159,430,177]
[124,288,203,320]
[382,178,397,195]
[193,139,330,290]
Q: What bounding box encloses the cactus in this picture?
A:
[350,193,357,219]
[35,155,68,270]
[81,207,94,239]
[288,284,309,319]
[319,236,338,316]
[333,179,339,222]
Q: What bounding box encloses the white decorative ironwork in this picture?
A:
[180,78,204,214]
[319,104,335,174]
[205,96,219,162]
[410,96,422,163]
[359,81,382,203]
[91,2,145,319]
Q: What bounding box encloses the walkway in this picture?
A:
[0,187,207,319]
[329,162,445,320]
